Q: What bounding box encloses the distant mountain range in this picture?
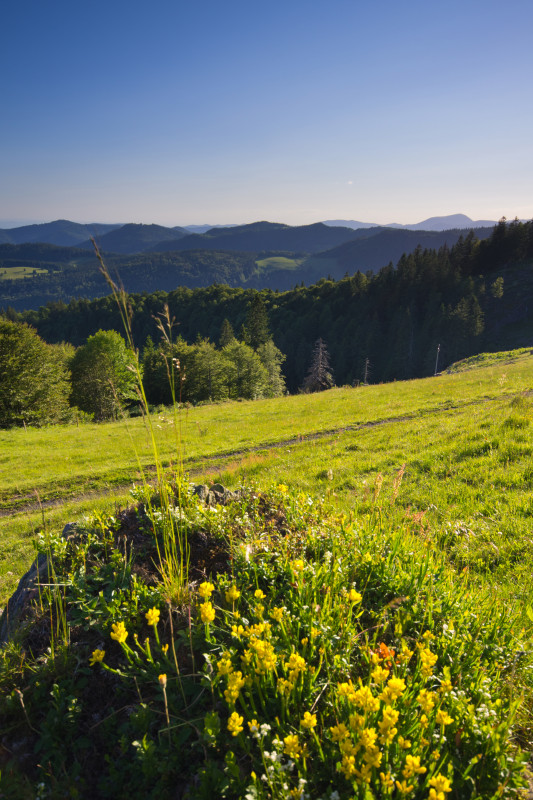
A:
[321,213,501,231]
[0,214,504,251]
[0,218,495,312]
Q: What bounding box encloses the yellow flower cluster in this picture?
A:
[379,677,406,704]
[286,652,307,683]
[283,733,302,759]
[145,607,160,626]
[225,585,241,603]
[227,711,244,736]
[347,588,362,604]
[89,648,105,665]
[110,621,128,644]
[429,774,453,799]
[417,689,436,713]
[300,711,317,730]
[419,646,438,677]
[200,601,215,623]
[224,670,245,705]
[198,581,214,599]
[378,705,399,745]
[248,637,277,674]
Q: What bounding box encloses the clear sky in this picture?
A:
[2,0,532,228]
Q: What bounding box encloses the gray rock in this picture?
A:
[0,523,77,647]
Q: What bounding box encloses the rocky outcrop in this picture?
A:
[0,485,239,647]
[0,523,80,647]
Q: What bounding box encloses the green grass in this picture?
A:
[2,349,533,609]
[0,266,48,280]
[2,349,533,797]
[255,256,304,271]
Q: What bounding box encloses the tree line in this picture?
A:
[0,296,288,428]
[2,217,533,426]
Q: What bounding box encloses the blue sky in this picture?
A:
[2,0,532,227]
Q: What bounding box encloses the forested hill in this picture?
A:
[1,225,492,311]
[13,219,533,391]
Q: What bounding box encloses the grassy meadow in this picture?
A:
[1,348,533,797]
[1,349,533,606]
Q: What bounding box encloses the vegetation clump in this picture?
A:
[0,480,528,799]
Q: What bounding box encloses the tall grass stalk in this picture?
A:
[92,241,189,600]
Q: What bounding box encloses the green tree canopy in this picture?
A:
[222,340,269,400]
[70,329,138,420]
[0,319,71,427]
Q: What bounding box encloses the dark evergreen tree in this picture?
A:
[302,338,334,393]
[219,318,235,347]
[244,293,270,350]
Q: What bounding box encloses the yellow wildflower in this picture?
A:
[110,621,128,644]
[435,709,454,727]
[224,670,245,704]
[398,735,411,749]
[397,642,414,664]
[277,483,288,493]
[339,754,357,778]
[270,606,284,622]
[277,677,294,695]
[248,719,260,736]
[378,705,399,745]
[283,734,302,759]
[145,607,160,626]
[347,588,362,603]
[419,647,438,677]
[227,711,244,736]
[330,722,350,742]
[287,652,306,678]
[395,779,415,795]
[360,727,378,749]
[354,763,372,784]
[339,737,358,757]
[380,772,394,789]
[371,665,390,684]
[161,643,169,654]
[337,680,357,702]
[402,755,426,778]
[198,581,214,599]
[380,677,406,704]
[254,589,266,599]
[290,558,305,573]
[429,774,452,800]
[89,648,105,665]
[251,638,277,673]
[200,601,215,623]
[417,689,436,713]
[225,585,241,603]
[353,685,380,712]
[300,711,317,730]
[420,714,429,728]
[217,657,233,676]
[231,624,245,638]
[301,636,309,646]
[349,712,365,731]
[158,674,167,687]
[363,745,382,768]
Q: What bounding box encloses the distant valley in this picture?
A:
[0,216,496,311]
